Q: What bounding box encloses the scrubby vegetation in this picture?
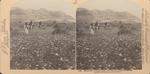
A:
[76,21,142,70]
[10,21,76,70]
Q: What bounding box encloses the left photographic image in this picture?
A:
[10,0,76,70]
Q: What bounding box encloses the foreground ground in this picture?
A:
[10,23,75,70]
[77,22,142,70]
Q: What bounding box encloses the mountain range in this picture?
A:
[11,7,140,24]
[11,7,75,23]
[77,8,140,23]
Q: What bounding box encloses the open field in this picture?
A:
[76,21,142,70]
[10,22,76,70]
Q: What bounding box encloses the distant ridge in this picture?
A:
[11,7,75,23]
[77,8,140,23]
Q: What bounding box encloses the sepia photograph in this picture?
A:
[76,0,142,70]
[1,0,150,74]
[7,0,145,71]
[10,0,76,70]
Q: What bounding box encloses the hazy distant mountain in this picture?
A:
[77,8,140,23]
[11,7,75,23]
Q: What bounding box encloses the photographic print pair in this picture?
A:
[10,0,142,70]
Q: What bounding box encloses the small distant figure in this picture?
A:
[104,22,108,28]
[24,22,29,34]
[39,21,42,28]
[24,20,33,34]
[95,21,99,30]
[29,21,33,30]
[89,23,95,35]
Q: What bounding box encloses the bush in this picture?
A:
[52,24,69,34]
[118,24,132,35]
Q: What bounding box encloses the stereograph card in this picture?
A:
[0,0,150,74]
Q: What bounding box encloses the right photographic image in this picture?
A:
[76,0,142,70]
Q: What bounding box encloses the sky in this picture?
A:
[13,0,76,18]
[13,0,142,18]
